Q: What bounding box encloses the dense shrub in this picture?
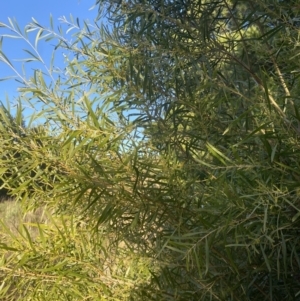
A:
[0,0,300,300]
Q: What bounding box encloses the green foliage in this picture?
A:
[0,0,300,300]
[0,211,154,300]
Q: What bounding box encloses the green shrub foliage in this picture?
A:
[0,0,300,300]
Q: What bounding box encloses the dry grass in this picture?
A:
[0,197,47,234]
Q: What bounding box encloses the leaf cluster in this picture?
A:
[0,0,300,300]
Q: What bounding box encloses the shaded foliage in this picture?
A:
[0,0,300,300]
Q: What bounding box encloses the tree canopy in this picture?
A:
[0,0,300,300]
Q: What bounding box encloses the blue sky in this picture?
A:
[0,0,99,118]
